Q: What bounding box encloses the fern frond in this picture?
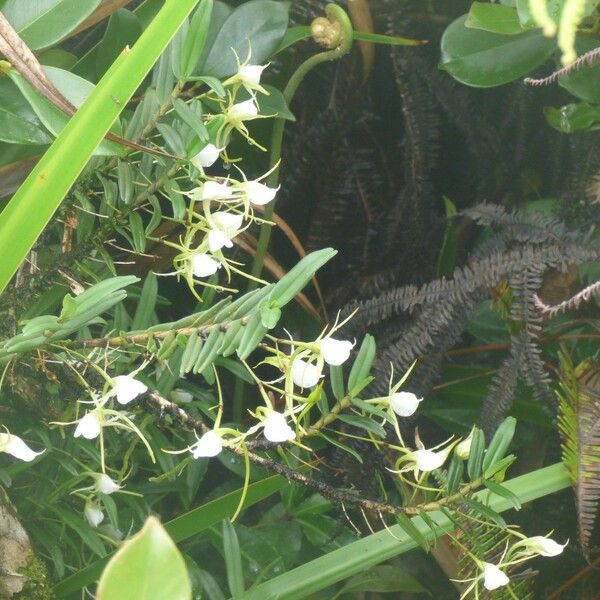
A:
[558,355,600,554]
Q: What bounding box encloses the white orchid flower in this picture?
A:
[389,391,422,417]
[291,357,322,389]
[191,143,222,169]
[239,180,278,206]
[84,502,104,528]
[228,98,259,122]
[319,337,354,366]
[74,411,102,440]
[96,474,121,495]
[191,430,224,458]
[113,375,147,405]
[192,253,221,278]
[201,180,235,201]
[394,436,457,478]
[238,64,267,87]
[482,563,510,591]
[207,211,244,252]
[513,536,567,557]
[0,431,44,462]
[262,411,295,443]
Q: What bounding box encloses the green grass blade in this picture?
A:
[0,0,200,294]
[245,463,570,600]
[53,473,291,597]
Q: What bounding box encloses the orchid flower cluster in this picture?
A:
[456,530,568,597]
[158,57,279,298]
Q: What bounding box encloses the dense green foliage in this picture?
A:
[0,1,598,599]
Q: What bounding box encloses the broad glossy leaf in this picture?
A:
[9,66,124,155]
[545,102,600,133]
[202,0,289,78]
[0,0,101,50]
[466,2,524,35]
[96,517,191,600]
[440,15,555,87]
[0,78,51,145]
[559,37,600,103]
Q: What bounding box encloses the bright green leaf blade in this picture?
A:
[465,2,524,35]
[96,517,191,600]
[440,14,555,87]
[0,0,101,50]
[0,0,201,295]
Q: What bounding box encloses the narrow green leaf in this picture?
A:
[347,334,376,393]
[222,520,245,599]
[180,0,213,79]
[131,272,158,330]
[466,428,485,480]
[484,480,521,509]
[482,416,516,472]
[395,513,430,552]
[353,30,423,46]
[329,364,345,401]
[268,248,336,307]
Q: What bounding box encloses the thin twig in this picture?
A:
[524,46,600,86]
